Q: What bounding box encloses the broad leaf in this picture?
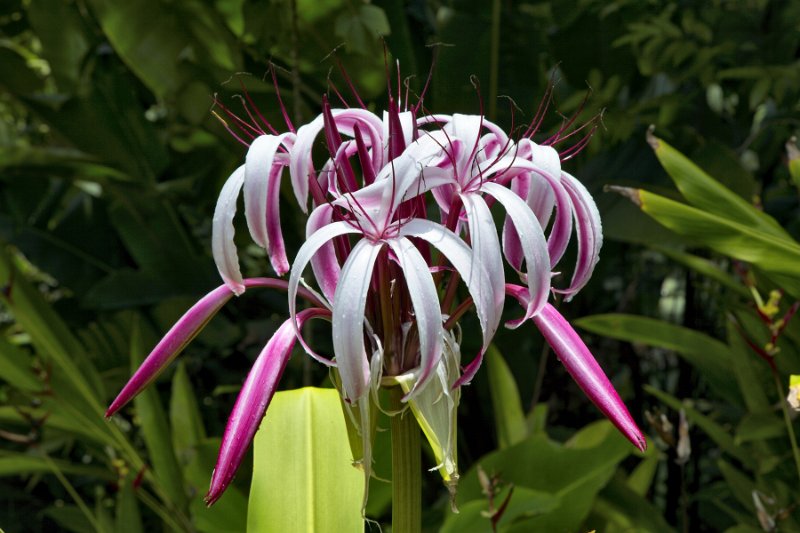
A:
[248,387,364,533]
[486,345,528,448]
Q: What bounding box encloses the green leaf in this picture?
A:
[717,460,757,511]
[0,246,106,417]
[627,453,661,497]
[735,413,785,444]
[0,454,111,479]
[115,476,144,533]
[648,132,787,238]
[575,313,740,405]
[440,486,559,533]
[486,345,528,448]
[456,422,633,532]
[84,0,240,98]
[248,387,364,533]
[0,45,45,94]
[130,316,187,511]
[25,0,90,91]
[727,322,771,413]
[594,477,675,533]
[170,361,206,464]
[644,385,755,468]
[638,189,800,297]
[183,438,247,533]
[0,336,41,392]
[652,245,750,297]
[43,506,96,533]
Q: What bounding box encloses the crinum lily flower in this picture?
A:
[106,67,645,509]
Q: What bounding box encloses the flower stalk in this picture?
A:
[390,387,422,533]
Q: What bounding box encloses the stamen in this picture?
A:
[236,78,279,135]
[523,71,557,139]
[543,87,592,146]
[212,96,259,139]
[211,110,252,147]
[353,123,377,185]
[335,56,367,109]
[269,63,296,133]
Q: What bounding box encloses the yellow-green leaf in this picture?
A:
[248,387,364,533]
[648,133,788,239]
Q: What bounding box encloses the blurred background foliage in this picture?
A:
[1,0,799,531]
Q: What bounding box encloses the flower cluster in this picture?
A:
[107,71,645,506]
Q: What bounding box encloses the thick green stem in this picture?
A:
[773,371,800,484]
[390,388,421,533]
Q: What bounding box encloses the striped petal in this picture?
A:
[399,219,500,386]
[332,238,383,401]
[386,237,443,395]
[212,165,246,295]
[244,133,295,276]
[288,220,361,366]
[482,181,550,323]
[554,172,603,300]
[306,204,340,303]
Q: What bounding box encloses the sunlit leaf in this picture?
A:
[248,387,364,533]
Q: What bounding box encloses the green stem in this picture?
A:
[773,371,800,484]
[488,0,501,121]
[390,388,421,533]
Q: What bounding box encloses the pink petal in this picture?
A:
[306,204,340,303]
[205,307,328,505]
[243,134,294,276]
[106,285,235,417]
[532,304,646,451]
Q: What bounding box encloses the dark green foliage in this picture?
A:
[1,0,798,531]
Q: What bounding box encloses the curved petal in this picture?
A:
[306,204,340,302]
[532,304,645,451]
[244,133,295,275]
[386,237,443,395]
[212,165,246,295]
[480,156,573,267]
[107,285,235,416]
[290,109,384,210]
[289,220,362,365]
[332,238,383,401]
[460,192,504,308]
[399,219,500,385]
[553,172,603,300]
[482,182,550,322]
[205,307,328,505]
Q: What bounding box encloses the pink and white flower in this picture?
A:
[107,70,645,505]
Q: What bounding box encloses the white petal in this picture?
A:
[386,237,443,394]
[332,238,383,401]
[556,172,603,300]
[399,219,500,353]
[460,193,505,306]
[288,220,361,364]
[243,133,294,248]
[482,181,551,320]
[212,165,246,295]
